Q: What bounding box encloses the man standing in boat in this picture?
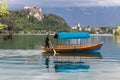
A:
[45,33,50,48]
[54,33,58,45]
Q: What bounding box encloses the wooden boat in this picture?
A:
[41,32,104,53]
[41,51,103,59]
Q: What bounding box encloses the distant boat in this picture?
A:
[41,32,104,53]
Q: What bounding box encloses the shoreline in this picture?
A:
[0,34,114,36]
[90,34,113,36]
[0,33,113,36]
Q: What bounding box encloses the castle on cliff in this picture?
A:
[24,6,44,21]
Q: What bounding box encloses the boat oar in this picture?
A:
[49,41,58,56]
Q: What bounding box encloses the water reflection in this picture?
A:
[0,50,102,73]
[41,52,102,72]
[54,62,89,72]
[115,36,120,46]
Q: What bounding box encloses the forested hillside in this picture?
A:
[0,10,70,33]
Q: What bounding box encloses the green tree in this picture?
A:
[0,0,8,16]
[0,0,9,29]
[1,10,70,33]
[0,0,13,41]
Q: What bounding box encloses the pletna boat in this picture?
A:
[41,32,104,53]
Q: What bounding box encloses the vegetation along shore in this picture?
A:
[0,3,120,35]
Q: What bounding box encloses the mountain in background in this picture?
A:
[42,7,120,27]
[0,10,70,33]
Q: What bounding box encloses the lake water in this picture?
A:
[0,35,120,80]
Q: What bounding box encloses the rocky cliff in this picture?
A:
[24,6,44,21]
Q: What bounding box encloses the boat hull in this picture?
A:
[41,42,104,53]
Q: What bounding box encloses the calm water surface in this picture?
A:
[0,35,120,80]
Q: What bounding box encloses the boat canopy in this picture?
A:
[57,32,90,39]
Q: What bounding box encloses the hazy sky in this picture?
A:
[4,0,120,26]
[5,0,120,9]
